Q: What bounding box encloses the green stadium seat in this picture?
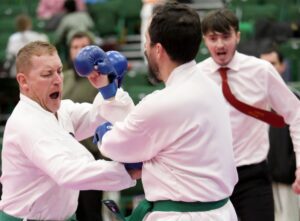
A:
[0,51,6,64]
[239,21,254,41]
[0,32,11,47]
[288,81,300,91]
[0,32,12,62]
[195,43,210,62]
[32,18,46,32]
[285,4,300,22]
[27,0,39,17]
[0,4,27,17]
[87,0,121,37]
[117,0,142,36]
[126,84,164,104]
[0,18,16,33]
[239,4,279,23]
[123,71,150,89]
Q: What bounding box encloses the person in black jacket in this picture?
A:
[260,46,300,221]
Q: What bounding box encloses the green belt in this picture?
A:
[0,211,77,221]
[126,198,229,221]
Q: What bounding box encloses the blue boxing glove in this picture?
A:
[124,162,143,171]
[74,45,115,77]
[93,122,143,171]
[74,46,128,99]
[97,50,128,99]
[74,45,117,99]
[93,121,113,144]
[106,50,128,88]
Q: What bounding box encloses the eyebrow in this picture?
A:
[41,65,63,72]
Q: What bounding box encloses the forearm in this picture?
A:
[97,88,135,124]
[290,110,300,167]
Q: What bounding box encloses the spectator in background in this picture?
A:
[63,31,97,102]
[37,0,65,20]
[63,31,103,221]
[37,0,86,31]
[4,14,48,78]
[37,0,86,20]
[54,0,94,62]
[37,0,86,32]
[54,0,94,47]
[260,47,300,221]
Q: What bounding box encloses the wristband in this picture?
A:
[93,122,112,144]
[124,162,143,170]
[98,81,118,99]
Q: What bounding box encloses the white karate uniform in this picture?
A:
[0,90,135,220]
[100,61,238,221]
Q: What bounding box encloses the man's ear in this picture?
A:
[279,62,287,76]
[156,43,165,59]
[236,31,241,44]
[16,73,29,92]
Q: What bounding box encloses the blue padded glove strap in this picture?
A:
[93,122,112,144]
[98,81,118,99]
[124,162,143,170]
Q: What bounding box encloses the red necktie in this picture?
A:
[219,67,285,128]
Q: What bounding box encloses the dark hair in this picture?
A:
[64,0,77,13]
[148,2,201,64]
[16,14,32,32]
[260,46,284,63]
[201,8,239,35]
[69,31,94,45]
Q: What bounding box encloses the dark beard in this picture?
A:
[144,51,162,85]
[147,65,162,85]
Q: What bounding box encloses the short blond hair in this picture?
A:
[16,41,57,74]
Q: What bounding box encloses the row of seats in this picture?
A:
[0,0,40,64]
[228,0,300,6]
[86,0,142,38]
[229,3,300,23]
[0,0,38,17]
[0,78,19,151]
[0,0,141,64]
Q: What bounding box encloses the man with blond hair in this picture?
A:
[0,41,139,221]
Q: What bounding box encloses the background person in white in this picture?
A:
[5,14,48,78]
[198,8,300,221]
[0,41,139,221]
[99,3,238,221]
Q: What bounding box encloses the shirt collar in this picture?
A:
[166,60,197,86]
[20,93,56,117]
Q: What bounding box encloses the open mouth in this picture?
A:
[217,51,226,56]
[50,92,60,99]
